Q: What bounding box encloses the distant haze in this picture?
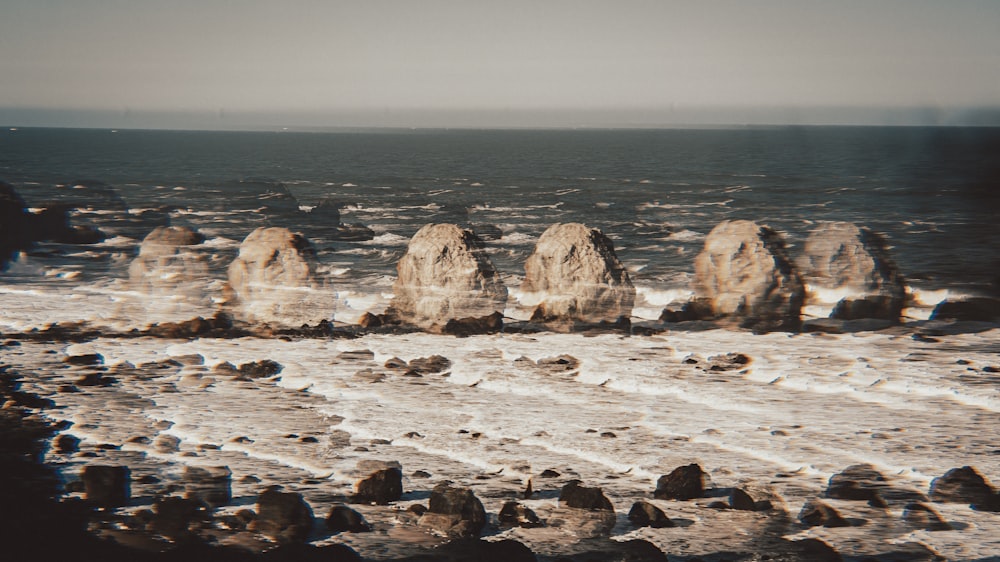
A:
[2,0,998,129]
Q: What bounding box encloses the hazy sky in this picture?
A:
[1,0,998,128]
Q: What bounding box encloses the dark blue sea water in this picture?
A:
[1,126,998,302]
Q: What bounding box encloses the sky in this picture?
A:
[1,0,999,129]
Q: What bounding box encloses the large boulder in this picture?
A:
[227,227,327,326]
[521,223,634,329]
[692,220,804,332]
[929,466,1000,510]
[128,226,210,306]
[353,467,403,505]
[385,224,507,331]
[798,222,906,321]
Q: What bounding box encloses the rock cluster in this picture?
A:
[521,223,634,329]
[384,224,507,331]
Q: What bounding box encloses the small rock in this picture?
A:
[253,487,314,544]
[798,499,850,528]
[82,465,130,508]
[729,487,757,511]
[628,500,674,528]
[559,480,614,511]
[412,470,432,478]
[654,464,706,500]
[326,504,372,533]
[408,355,452,374]
[903,502,953,531]
[418,483,487,538]
[354,467,403,505]
[183,465,232,508]
[237,359,283,379]
[539,469,560,478]
[499,501,543,528]
[54,434,80,454]
[154,434,181,453]
[929,466,999,510]
[65,353,104,366]
[537,355,580,371]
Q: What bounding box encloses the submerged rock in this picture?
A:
[930,297,1000,323]
[227,227,327,326]
[798,222,906,321]
[385,224,506,332]
[521,223,634,329]
[692,220,804,332]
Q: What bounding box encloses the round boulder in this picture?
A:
[227,227,327,326]
[693,220,804,332]
[798,222,905,320]
[521,223,634,329]
[386,224,507,331]
[129,226,209,299]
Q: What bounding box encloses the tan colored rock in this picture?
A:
[387,224,506,330]
[521,223,634,328]
[227,227,327,325]
[693,220,804,331]
[127,226,212,319]
[798,222,905,320]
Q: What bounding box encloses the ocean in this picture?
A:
[1,126,999,560]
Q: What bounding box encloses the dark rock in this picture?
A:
[326,504,372,533]
[82,465,130,508]
[254,487,315,544]
[152,496,208,540]
[729,487,757,511]
[354,467,403,505]
[237,359,283,379]
[412,470,432,478]
[628,500,674,528]
[261,543,363,562]
[537,354,581,371]
[791,538,843,562]
[654,463,706,500]
[707,352,751,371]
[539,469,561,478]
[65,353,104,366]
[384,357,409,369]
[825,464,924,505]
[183,465,232,508]
[407,504,428,516]
[54,434,80,454]
[154,434,181,453]
[442,311,504,337]
[798,499,850,527]
[418,482,487,538]
[832,295,902,322]
[559,480,614,511]
[563,539,668,562]
[75,372,116,387]
[408,355,452,374]
[930,297,1000,322]
[929,466,998,510]
[903,502,953,531]
[498,501,543,528]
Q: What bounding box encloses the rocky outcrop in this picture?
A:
[798,222,906,321]
[308,198,375,241]
[1,182,105,270]
[353,467,403,505]
[521,223,634,329]
[628,500,674,528]
[929,466,1000,510]
[385,224,506,331]
[559,481,614,511]
[691,220,804,332]
[227,227,327,326]
[930,297,1000,323]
